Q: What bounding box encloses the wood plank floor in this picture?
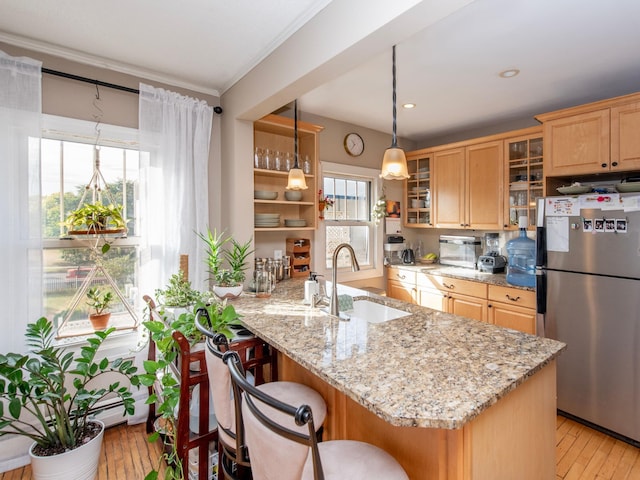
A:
[2,415,640,479]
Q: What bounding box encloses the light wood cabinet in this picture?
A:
[253,115,323,231]
[432,141,503,229]
[487,285,536,334]
[404,151,433,227]
[386,267,417,304]
[504,129,543,230]
[538,92,640,176]
[417,273,488,323]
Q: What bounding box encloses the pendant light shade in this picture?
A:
[380,45,409,180]
[286,99,308,190]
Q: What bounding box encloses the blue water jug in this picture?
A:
[506,216,536,287]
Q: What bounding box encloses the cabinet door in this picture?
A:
[417,286,446,311]
[543,109,610,175]
[433,148,465,228]
[448,293,488,323]
[387,280,416,304]
[611,101,640,171]
[466,140,503,229]
[489,302,536,334]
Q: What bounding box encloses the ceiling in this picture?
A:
[1,0,640,144]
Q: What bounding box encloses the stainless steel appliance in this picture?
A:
[401,248,415,265]
[438,235,482,269]
[536,196,640,445]
[477,232,507,273]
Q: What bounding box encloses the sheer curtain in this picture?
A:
[0,51,42,353]
[138,83,213,296]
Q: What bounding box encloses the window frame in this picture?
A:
[315,161,384,283]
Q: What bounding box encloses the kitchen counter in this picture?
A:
[231,278,564,478]
[233,278,562,429]
[387,263,535,291]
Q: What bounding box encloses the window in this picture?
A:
[320,162,383,281]
[40,116,142,338]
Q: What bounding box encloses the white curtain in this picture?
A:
[0,51,42,353]
[138,83,213,297]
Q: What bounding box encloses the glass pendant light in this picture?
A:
[286,99,308,190]
[380,45,409,180]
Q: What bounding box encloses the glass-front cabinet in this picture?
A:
[504,131,543,230]
[404,150,433,228]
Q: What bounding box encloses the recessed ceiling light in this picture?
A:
[402,103,416,109]
[499,69,520,78]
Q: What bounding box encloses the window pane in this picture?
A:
[325,225,370,269]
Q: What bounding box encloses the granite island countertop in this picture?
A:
[231,278,564,430]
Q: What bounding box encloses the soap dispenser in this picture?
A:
[303,272,320,304]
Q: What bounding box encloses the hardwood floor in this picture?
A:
[2,416,640,479]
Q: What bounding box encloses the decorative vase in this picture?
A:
[318,201,326,220]
[89,312,111,330]
[213,285,243,299]
[29,420,105,480]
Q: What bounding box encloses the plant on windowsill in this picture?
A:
[318,189,334,220]
[141,299,242,480]
[0,317,140,480]
[197,228,254,299]
[86,286,114,330]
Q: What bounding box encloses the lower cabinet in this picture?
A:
[387,269,536,334]
[487,285,536,334]
[386,267,417,304]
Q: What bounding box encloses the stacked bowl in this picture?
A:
[255,213,280,228]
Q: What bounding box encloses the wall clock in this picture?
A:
[344,132,364,157]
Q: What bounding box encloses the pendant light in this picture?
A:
[286,99,308,190]
[380,45,409,180]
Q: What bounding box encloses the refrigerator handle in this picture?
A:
[535,198,546,267]
[535,271,547,337]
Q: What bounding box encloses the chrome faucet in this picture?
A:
[329,243,360,317]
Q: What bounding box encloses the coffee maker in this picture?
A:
[477,232,507,273]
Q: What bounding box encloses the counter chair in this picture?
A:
[196,308,327,480]
[224,350,409,480]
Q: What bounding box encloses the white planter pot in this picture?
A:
[213,285,243,299]
[29,420,104,480]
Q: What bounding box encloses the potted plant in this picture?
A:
[155,270,204,309]
[141,299,242,480]
[0,317,140,480]
[63,202,127,237]
[86,286,114,330]
[198,228,253,299]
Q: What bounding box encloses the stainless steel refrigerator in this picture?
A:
[536,196,640,445]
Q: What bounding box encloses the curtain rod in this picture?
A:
[42,67,139,95]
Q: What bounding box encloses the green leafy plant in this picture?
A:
[86,287,114,315]
[140,299,242,479]
[63,201,127,234]
[155,271,204,307]
[198,228,254,287]
[0,317,139,456]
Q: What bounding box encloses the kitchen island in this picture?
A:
[231,278,565,479]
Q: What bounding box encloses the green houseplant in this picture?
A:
[154,270,204,308]
[198,228,253,299]
[63,202,127,236]
[141,299,242,480]
[86,286,114,330]
[0,317,139,480]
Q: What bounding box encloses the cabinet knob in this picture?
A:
[505,294,520,302]
[612,161,618,167]
[601,163,608,168]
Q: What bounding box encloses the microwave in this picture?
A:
[438,235,482,269]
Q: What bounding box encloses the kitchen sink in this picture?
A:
[344,299,411,324]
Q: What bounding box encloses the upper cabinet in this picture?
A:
[504,128,543,230]
[431,140,503,229]
[404,150,433,227]
[253,115,323,232]
[537,92,640,176]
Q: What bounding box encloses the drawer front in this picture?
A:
[488,285,536,309]
[418,274,487,298]
[388,267,416,285]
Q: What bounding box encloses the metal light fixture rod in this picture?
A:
[286,99,308,190]
[391,45,399,148]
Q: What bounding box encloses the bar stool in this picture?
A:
[224,350,409,480]
[195,308,327,480]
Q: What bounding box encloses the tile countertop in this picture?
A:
[387,263,535,291]
[231,278,564,430]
